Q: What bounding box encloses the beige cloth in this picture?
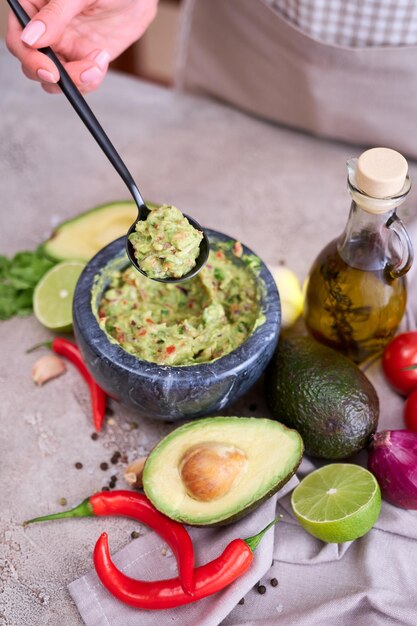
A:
[176,0,417,159]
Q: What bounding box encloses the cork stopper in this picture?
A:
[356,147,408,199]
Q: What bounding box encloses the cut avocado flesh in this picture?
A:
[142,416,303,526]
[41,201,157,262]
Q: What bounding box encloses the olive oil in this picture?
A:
[304,148,413,363]
[304,239,407,363]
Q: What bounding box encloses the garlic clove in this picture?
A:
[32,354,67,386]
[124,457,147,488]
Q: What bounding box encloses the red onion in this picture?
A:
[368,430,417,509]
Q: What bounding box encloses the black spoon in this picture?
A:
[7,0,209,283]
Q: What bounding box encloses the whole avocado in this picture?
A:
[265,336,379,459]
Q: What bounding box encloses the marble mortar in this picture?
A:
[73,231,280,420]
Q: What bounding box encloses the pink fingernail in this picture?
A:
[91,50,110,71]
[80,66,102,84]
[21,20,46,46]
[37,69,56,83]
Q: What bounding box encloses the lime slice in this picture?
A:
[33,261,86,332]
[291,464,381,543]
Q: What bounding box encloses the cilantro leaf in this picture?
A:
[0,250,56,321]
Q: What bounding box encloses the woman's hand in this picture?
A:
[6,0,158,93]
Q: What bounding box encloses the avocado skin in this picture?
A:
[265,336,379,460]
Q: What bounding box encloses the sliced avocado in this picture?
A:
[265,336,379,460]
[40,201,158,262]
[142,416,303,526]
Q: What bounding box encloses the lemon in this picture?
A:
[33,261,86,332]
[271,266,304,328]
[291,464,381,543]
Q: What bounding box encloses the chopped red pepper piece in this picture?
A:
[233,241,243,257]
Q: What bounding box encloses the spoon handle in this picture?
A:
[7,0,146,210]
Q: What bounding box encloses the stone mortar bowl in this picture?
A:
[73,231,280,421]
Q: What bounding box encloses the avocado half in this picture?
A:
[40,201,158,262]
[142,416,303,526]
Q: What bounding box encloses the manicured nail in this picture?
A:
[37,69,56,83]
[90,50,110,71]
[21,20,46,46]
[80,66,102,84]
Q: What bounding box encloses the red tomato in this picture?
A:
[382,332,417,395]
[404,389,417,431]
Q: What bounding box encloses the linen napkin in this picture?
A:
[68,477,298,626]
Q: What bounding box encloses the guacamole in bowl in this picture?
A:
[73,230,280,421]
[97,242,265,366]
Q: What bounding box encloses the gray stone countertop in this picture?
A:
[1,41,417,626]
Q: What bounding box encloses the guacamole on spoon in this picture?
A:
[128,204,203,279]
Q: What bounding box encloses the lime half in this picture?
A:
[291,464,381,543]
[33,261,85,332]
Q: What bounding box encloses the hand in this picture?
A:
[6,0,158,93]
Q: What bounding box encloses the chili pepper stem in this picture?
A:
[243,515,283,552]
[23,497,94,526]
[26,340,53,354]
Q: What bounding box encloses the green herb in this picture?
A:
[0,248,55,320]
[242,255,262,272]
[214,268,225,281]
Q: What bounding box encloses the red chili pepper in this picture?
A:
[23,490,195,595]
[93,517,280,610]
[27,338,107,432]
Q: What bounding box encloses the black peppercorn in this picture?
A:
[257,585,266,595]
[270,578,278,587]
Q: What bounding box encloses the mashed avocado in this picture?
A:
[97,242,264,366]
[128,204,203,279]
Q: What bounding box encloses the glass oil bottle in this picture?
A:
[303,147,413,363]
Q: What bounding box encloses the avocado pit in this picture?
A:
[179,442,247,502]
